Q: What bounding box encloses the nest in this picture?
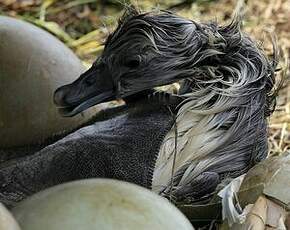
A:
[1,0,289,228]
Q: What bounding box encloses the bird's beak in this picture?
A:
[53,64,115,117]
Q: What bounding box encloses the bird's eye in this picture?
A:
[124,55,141,69]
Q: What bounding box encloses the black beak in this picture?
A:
[54,64,115,117]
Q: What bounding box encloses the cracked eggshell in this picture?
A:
[12,179,194,230]
[0,16,97,148]
[238,152,290,209]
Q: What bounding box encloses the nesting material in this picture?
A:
[242,196,267,230]
[219,153,290,229]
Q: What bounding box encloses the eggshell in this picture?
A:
[0,203,20,230]
[0,16,97,148]
[12,179,194,230]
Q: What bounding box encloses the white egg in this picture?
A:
[12,179,194,230]
[0,16,97,148]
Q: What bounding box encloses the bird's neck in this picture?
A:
[152,92,268,195]
[152,105,220,192]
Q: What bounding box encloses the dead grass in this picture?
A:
[1,0,289,156]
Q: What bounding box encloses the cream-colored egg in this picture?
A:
[12,179,194,230]
[0,203,20,230]
[0,16,97,148]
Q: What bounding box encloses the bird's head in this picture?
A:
[53,9,207,116]
[54,9,277,117]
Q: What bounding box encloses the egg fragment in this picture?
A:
[0,16,97,148]
[12,179,194,230]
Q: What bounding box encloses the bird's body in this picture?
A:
[0,97,178,207]
[0,9,278,207]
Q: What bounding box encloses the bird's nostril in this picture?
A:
[53,87,67,106]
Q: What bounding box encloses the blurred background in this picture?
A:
[0,0,289,156]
